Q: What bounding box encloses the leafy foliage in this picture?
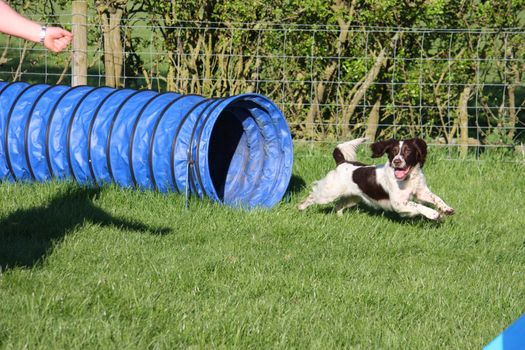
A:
[3,0,525,145]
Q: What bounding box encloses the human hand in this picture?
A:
[43,27,73,53]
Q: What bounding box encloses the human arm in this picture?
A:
[0,0,72,52]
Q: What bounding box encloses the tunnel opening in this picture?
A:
[207,109,245,201]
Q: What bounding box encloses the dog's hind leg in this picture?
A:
[298,186,347,211]
[298,167,350,211]
[335,196,359,216]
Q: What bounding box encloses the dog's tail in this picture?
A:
[332,137,368,166]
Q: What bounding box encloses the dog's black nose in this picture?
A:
[393,158,402,167]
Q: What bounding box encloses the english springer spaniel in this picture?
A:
[298,138,454,220]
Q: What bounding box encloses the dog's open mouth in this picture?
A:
[394,166,411,180]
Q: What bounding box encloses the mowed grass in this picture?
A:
[0,144,524,349]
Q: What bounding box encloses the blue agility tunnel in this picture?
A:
[0,82,293,208]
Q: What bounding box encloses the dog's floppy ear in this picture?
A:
[412,137,427,167]
[370,139,396,158]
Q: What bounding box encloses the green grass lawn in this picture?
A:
[1,144,524,349]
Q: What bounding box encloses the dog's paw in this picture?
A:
[440,206,455,216]
[426,209,441,221]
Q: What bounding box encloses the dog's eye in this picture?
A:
[392,147,399,154]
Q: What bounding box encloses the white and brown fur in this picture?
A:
[298,138,454,220]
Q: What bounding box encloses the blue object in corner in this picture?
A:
[484,314,525,350]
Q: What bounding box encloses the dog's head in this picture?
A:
[371,138,427,181]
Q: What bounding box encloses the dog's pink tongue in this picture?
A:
[395,168,409,179]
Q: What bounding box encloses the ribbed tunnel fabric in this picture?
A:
[0,82,293,209]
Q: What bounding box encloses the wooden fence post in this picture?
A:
[72,1,87,86]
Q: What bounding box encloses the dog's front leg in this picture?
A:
[392,200,441,220]
[416,188,454,216]
[298,193,316,211]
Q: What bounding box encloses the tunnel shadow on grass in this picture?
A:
[286,174,307,195]
[0,185,171,271]
[281,174,307,204]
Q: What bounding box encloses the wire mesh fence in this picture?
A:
[1,14,524,160]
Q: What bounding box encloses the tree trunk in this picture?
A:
[13,42,30,81]
[305,63,338,138]
[0,36,11,65]
[97,5,124,88]
[304,0,356,138]
[365,94,382,142]
[508,83,516,141]
[99,14,114,87]
[167,50,176,92]
[458,84,473,158]
[340,31,400,138]
[507,63,520,141]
